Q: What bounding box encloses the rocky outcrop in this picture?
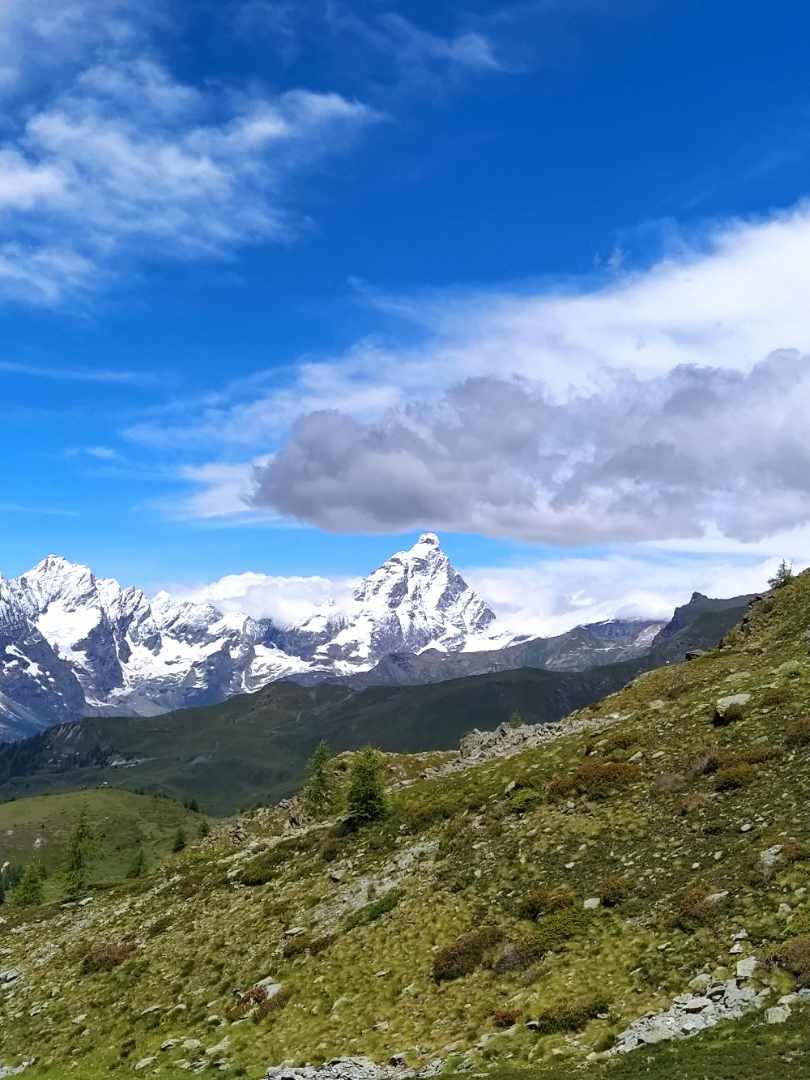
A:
[264,1057,442,1080]
[612,976,771,1053]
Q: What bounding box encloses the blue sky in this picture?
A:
[3,0,810,630]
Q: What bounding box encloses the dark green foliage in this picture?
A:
[63,803,95,898]
[769,560,794,589]
[12,859,44,906]
[530,994,609,1034]
[344,888,403,930]
[508,786,543,814]
[172,827,187,853]
[198,818,211,839]
[433,925,502,982]
[302,741,336,818]
[346,747,388,826]
[126,846,146,879]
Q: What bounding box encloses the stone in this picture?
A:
[736,957,758,979]
[206,1037,231,1057]
[134,1058,157,1072]
[714,693,750,723]
[766,1005,791,1024]
[583,898,601,910]
[254,977,283,1000]
[0,969,21,986]
[759,846,783,875]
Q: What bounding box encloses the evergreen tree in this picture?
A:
[172,828,187,853]
[198,819,210,839]
[769,559,794,589]
[13,860,44,907]
[0,874,5,906]
[63,803,94,898]
[302,741,335,818]
[346,747,387,826]
[126,846,146,879]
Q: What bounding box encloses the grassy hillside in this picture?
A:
[0,665,646,814]
[0,789,204,899]
[3,574,810,1078]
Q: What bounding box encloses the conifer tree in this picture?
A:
[126,846,146,879]
[13,860,44,907]
[172,827,187,853]
[346,747,387,826]
[302,740,335,818]
[63,803,94,898]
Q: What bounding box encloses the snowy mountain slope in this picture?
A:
[0,534,671,740]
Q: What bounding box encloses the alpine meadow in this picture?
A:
[3,3,810,1079]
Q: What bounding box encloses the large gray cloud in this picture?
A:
[250,349,810,544]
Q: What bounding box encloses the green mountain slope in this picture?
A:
[0,664,649,815]
[0,789,204,899]
[1,573,810,1078]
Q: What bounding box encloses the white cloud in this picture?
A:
[466,549,806,638]
[170,570,357,628]
[0,5,380,305]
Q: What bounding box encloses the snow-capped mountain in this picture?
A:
[0,534,509,738]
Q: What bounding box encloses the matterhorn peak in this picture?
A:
[414,532,440,548]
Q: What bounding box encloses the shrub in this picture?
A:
[548,761,641,800]
[302,741,336,818]
[786,718,810,747]
[531,994,609,1035]
[688,750,722,777]
[714,763,755,792]
[508,787,543,814]
[599,876,628,908]
[771,936,810,986]
[319,838,340,862]
[516,885,575,921]
[493,1008,520,1028]
[432,925,502,982]
[82,942,136,974]
[255,987,290,1020]
[674,887,712,929]
[344,888,403,930]
[713,703,745,727]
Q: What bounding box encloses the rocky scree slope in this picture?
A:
[0,536,673,740]
[4,575,810,1077]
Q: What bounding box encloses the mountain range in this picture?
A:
[0,533,671,740]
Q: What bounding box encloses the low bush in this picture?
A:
[81,942,136,974]
[508,787,543,814]
[770,936,810,986]
[714,763,755,792]
[599,876,628,908]
[786,718,810,747]
[674,887,712,929]
[432,925,502,982]
[548,761,641,800]
[516,885,575,921]
[492,1008,520,1028]
[531,994,609,1035]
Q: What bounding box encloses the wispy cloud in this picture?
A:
[0,361,157,384]
[0,4,380,306]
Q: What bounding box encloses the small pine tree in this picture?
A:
[0,874,5,906]
[63,803,94,899]
[126,846,146,879]
[302,741,335,818]
[172,828,187,853]
[346,747,388,826]
[13,860,44,907]
[198,819,210,839]
[769,559,794,590]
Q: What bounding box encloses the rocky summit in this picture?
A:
[0,536,681,740]
[3,570,810,1079]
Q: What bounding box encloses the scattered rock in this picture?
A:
[583,898,601,910]
[766,1005,791,1024]
[736,957,758,979]
[134,1057,157,1072]
[263,1057,442,1080]
[714,693,751,724]
[612,978,767,1053]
